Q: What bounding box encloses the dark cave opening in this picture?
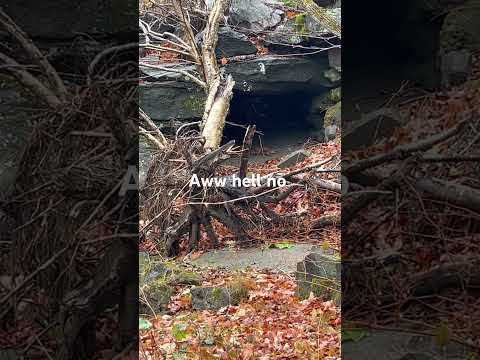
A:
[223,90,321,157]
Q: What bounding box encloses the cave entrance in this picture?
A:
[224,90,320,161]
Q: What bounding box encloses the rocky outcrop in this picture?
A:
[230,0,284,30]
[306,88,340,140]
[439,0,480,54]
[438,0,480,87]
[323,101,341,128]
[440,49,472,88]
[191,280,250,310]
[139,253,202,314]
[139,81,205,122]
[216,28,257,57]
[140,55,336,122]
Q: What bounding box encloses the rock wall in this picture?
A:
[140,54,339,123]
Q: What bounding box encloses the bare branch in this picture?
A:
[0,7,67,101]
[0,53,62,109]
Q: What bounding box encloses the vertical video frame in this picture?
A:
[139,0,342,358]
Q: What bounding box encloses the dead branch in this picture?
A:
[311,178,342,193]
[312,214,340,229]
[0,53,62,109]
[140,108,167,149]
[171,0,204,76]
[0,7,67,101]
[344,119,467,177]
[238,125,256,179]
[201,0,229,85]
[413,177,480,214]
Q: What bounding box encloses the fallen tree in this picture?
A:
[141,129,339,256]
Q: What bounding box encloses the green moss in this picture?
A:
[324,101,341,127]
[328,87,341,103]
[169,270,202,286]
[211,287,223,300]
[183,95,205,113]
[294,13,308,35]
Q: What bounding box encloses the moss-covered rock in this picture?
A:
[168,270,202,286]
[191,279,250,310]
[440,1,480,53]
[140,279,175,314]
[323,101,341,127]
[139,255,202,314]
[296,249,340,305]
[309,87,341,115]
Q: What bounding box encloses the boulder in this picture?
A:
[139,256,201,314]
[296,248,340,304]
[440,49,472,88]
[324,125,338,142]
[277,149,311,169]
[216,27,257,57]
[191,280,249,310]
[265,17,305,46]
[230,0,284,31]
[139,259,174,313]
[266,7,342,46]
[223,55,334,94]
[343,108,405,151]
[440,0,480,54]
[308,88,340,118]
[328,47,341,71]
[324,68,341,84]
[323,101,341,127]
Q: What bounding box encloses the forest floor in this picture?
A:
[343,51,480,355]
[139,140,341,359]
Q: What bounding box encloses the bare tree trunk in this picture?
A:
[201,75,235,150]
[297,0,341,38]
[199,0,234,150]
